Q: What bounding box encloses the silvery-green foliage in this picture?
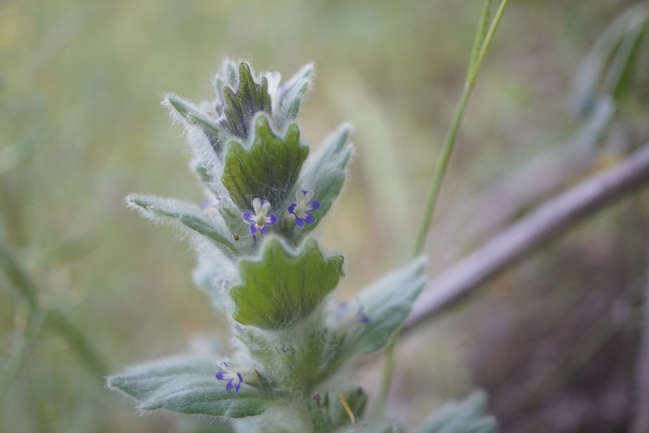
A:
[108,59,487,433]
[412,392,496,433]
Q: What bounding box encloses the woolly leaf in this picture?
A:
[192,237,240,310]
[217,197,256,243]
[292,124,352,235]
[231,236,343,329]
[165,93,225,156]
[221,114,309,211]
[126,194,239,257]
[339,256,426,354]
[107,355,276,418]
[213,59,240,108]
[413,391,496,433]
[220,62,273,139]
[272,63,314,126]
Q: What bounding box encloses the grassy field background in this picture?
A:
[1,0,648,431]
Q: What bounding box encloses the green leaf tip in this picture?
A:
[221,113,309,211]
[275,62,314,123]
[294,123,353,235]
[231,236,344,329]
[107,355,276,418]
[221,62,273,139]
[125,194,239,258]
[164,93,225,156]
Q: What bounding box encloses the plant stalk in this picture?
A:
[375,0,510,415]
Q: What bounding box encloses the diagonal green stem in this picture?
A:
[0,306,46,401]
[0,243,108,381]
[413,0,510,257]
[375,0,511,415]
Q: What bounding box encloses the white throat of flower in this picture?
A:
[252,198,271,227]
[293,190,315,218]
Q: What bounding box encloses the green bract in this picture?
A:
[220,63,273,139]
[108,59,490,433]
[222,115,309,211]
[231,237,343,329]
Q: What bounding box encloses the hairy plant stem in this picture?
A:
[375,0,510,415]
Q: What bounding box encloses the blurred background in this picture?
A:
[1,0,648,431]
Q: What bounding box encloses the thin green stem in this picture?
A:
[468,0,494,75]
[375,0,511,414]
[412,86,472,256]
[413,0,510,257]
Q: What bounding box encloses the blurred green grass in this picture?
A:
[0,0,647,431]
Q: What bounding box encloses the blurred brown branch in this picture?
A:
[406,141,649,331]
[427,99,615,273]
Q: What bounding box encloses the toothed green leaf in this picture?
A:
[231,236,343,329]
[107,355,276,418]
[221,114,309,211]
[220,62,273,139]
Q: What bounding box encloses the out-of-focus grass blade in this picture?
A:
[468,0,494,77]
[46,309,108,380]
[0,244,38,309]
[0,306,46,401]
[603,11,648,101]
[570,4,649,117]
[0,242,108,380]
[22,233,98,267]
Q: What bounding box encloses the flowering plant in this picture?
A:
[106,60,495,432]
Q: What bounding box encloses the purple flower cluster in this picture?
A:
[240,190,322,235]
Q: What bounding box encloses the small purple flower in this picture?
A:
[243,198,277,234]
[215,362,243,393]
[288,190,321,227]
